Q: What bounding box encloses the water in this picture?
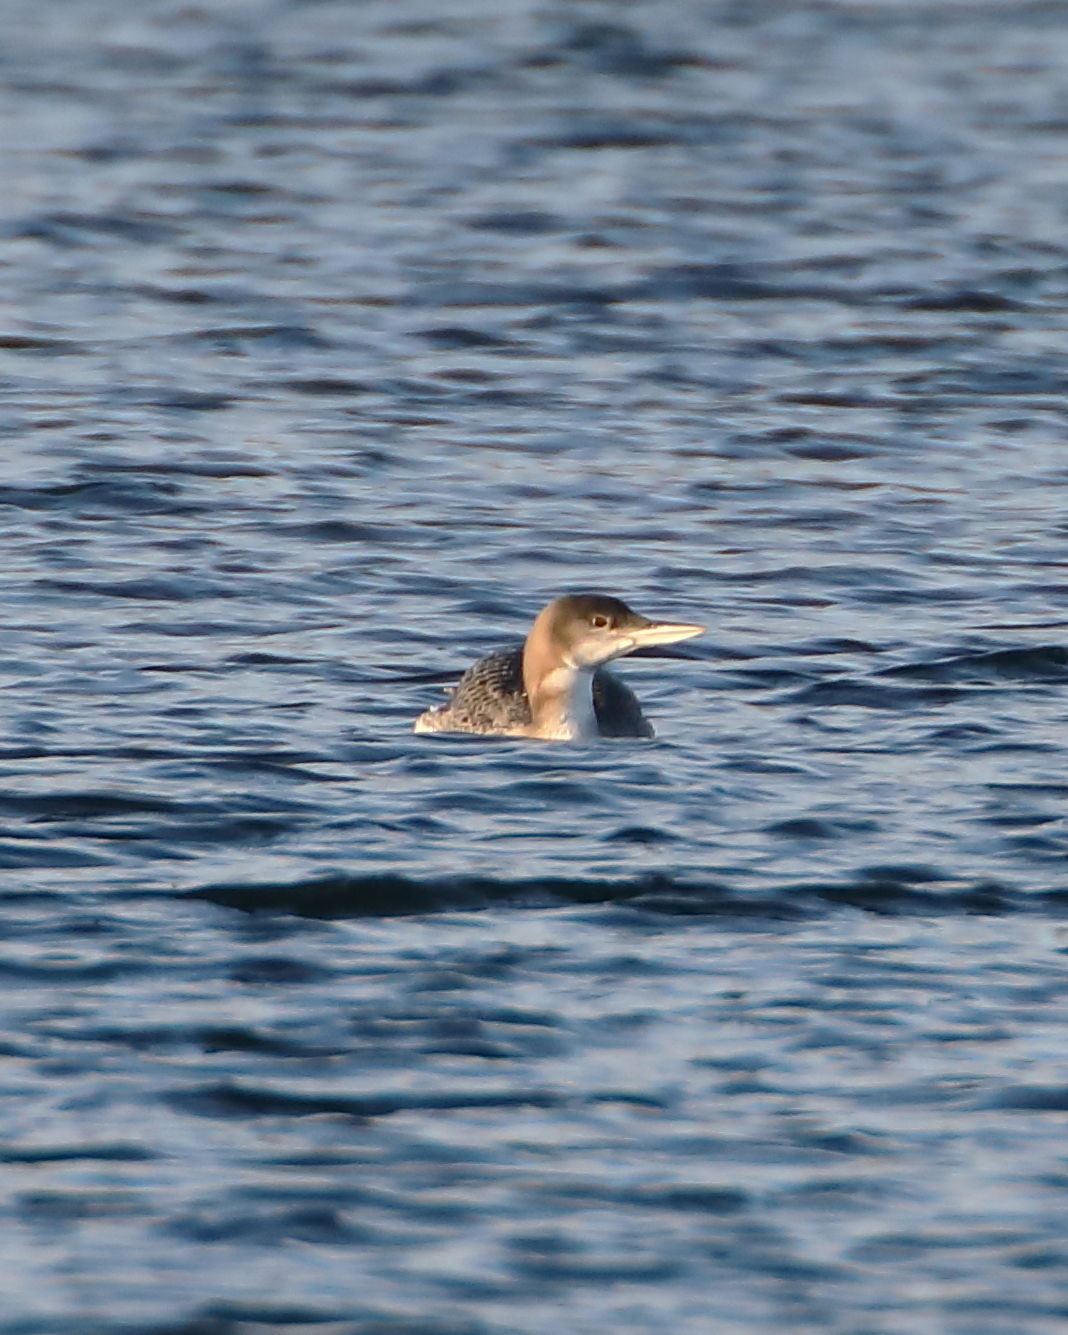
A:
[4,1,1068,1330]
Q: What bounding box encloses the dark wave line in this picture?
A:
[184,872,1060,920]
[880,644,1068,683]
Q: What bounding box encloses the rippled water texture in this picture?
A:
[4,2,1068,1332]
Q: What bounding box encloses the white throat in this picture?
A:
[529,664,598,741]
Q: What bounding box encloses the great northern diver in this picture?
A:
[413,593,704,741]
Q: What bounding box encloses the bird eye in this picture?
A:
[591,614,611,629]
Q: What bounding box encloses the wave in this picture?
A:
[185,871,1060,920]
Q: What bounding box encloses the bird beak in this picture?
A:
[625,619,706,650]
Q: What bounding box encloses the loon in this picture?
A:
[413,593,705,741]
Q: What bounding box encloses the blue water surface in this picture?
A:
[3,2,1068,1332]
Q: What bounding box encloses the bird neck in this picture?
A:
[522,635,598,741]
